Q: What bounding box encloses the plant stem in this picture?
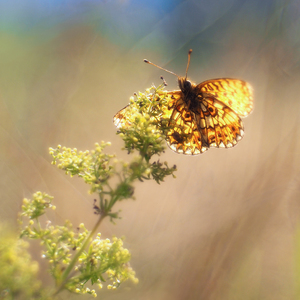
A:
[53,213,106,297]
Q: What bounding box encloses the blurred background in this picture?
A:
[1,0,300,299]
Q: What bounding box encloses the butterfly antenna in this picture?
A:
[144,59,179,78]
[185,49,192,79]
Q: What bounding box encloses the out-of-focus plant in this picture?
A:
[0,224,50,299]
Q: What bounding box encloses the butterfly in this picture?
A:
[113,49,253,155]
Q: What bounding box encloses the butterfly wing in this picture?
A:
[197,78,253,117]
[160,91,209,155]
[157,89,245,154]
[113,104,132,128]
[193,96,244,149]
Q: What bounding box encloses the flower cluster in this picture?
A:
[19,193,137,297]
[116,86,172,160]
[70,235,138,295]
[49,142,115,194]
[115,86,177,182]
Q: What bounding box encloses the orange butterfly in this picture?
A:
[114,49,253,155]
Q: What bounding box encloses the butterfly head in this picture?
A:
[178,77,192,93]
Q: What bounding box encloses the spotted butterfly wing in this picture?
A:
[113,104,133,129]
[198,78,253,117]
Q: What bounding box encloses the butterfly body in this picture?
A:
[114,50,253,155]
[177,78,199,111]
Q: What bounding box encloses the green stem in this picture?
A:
[106,195,118,212]
[53,213,107,297]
